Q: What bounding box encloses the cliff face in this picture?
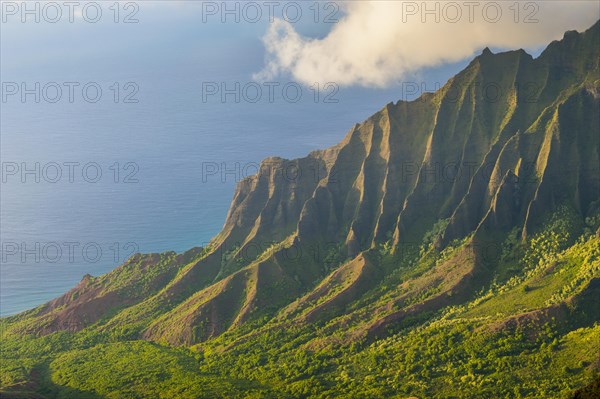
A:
[219,20,599,252]
[5,22,599,347]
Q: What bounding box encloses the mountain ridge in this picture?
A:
[5,19,599,343]
[1,20,599,399]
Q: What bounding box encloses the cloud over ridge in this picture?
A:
[255,1,600,88]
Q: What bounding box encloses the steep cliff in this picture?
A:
[2,21,599,399]
[5,21,599,345]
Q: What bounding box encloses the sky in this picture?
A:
[3,1,598,89]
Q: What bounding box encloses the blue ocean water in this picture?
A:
[0,3,466,316]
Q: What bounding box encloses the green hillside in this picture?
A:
[1,21,599,399]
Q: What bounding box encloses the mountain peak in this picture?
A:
[563,29,580,40]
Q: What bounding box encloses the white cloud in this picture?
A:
[255,1,600,88]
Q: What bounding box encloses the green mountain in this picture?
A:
[2,21,599,399]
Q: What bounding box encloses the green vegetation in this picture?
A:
[2,21,599,399]
[2,206,598,398]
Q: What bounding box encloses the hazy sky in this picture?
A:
[3,1,598,90]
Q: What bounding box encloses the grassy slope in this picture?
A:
[1,207,598,399]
